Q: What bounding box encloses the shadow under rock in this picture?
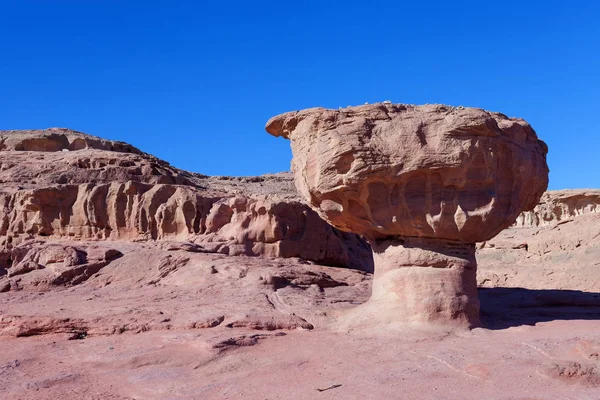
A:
[479,287,600,330]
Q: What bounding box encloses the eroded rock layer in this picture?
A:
[0,129,372,277]
[514,189,600,227]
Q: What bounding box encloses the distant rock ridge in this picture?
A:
[514,190,600,227]
[0,128,143,154]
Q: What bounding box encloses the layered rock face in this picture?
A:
[0,129,373,287]
[0,128,198,187]
[478,188,600,292]
[267,103,549,330]
[514,190,600,227]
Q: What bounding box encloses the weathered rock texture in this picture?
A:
[478,189,600,292]
[0,129,373,281]
[0,241,123,291]
[267,103,549,330]
[514,189,600,227]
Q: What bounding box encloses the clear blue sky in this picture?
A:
[1,1,598,189]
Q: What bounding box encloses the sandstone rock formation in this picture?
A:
[2,126,600,400]
[267,103,549,329]
[478,189,600,292]
[514,189,600,227]
[0,241,123,291]
[0,128,373,288]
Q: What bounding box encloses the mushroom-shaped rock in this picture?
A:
[266,103,549,330]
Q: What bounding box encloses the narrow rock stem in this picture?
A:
[367,237,480,330]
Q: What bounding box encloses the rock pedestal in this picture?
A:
[368,238,479,329]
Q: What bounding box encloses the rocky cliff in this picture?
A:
[0,129,372,278]
[478,189,600,291]
[514,190,600,227]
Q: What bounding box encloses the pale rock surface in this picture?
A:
[514,189,600,227]
[267,103,549,330]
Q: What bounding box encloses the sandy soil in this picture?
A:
[1,239,600,399]
[2,320,600,399]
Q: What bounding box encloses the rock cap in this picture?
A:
[267,102,549,242]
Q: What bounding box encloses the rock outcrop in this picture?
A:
[477,190,600,292]
[0,128,198,188]
[514,190,600,227]
[0,241,123,291]
[267,102,549,330]
[0,129,373,285]
[198,196,372,269]
[0,128,142,154]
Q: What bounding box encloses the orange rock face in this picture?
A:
[267,103,548,242]
[267,103,549,329]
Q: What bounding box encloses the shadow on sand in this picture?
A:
[479,287,600,330]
